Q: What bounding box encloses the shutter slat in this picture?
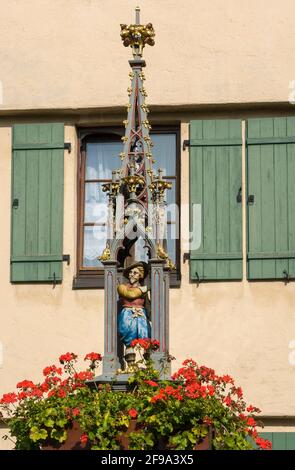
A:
[11,123,64,283]
[189,119,242,281]
[247,117,295,279]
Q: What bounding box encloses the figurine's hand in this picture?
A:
[139,285,148,294]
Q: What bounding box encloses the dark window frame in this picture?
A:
[73,125,181,289]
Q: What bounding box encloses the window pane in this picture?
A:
[84,183,108,223]
[167,223,177,263]
[151,133,176,176]
[86,142,121,179]
[83,225,107,267]
[165,180,177,223]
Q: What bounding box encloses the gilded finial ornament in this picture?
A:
[122,174,145,194]
[120,8,155,58]
[156,243,176,271]
[98,243,111,262]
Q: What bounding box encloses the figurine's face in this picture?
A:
[128,267,141,284]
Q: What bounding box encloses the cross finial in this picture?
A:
[135,6,140,25]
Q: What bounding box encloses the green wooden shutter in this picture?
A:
[247,117,295,280]
[259,432,295,450]
[189,119,243,280]
[11,123,64,282]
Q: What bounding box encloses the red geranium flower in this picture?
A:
[128,408,138,418]
[59,352,77,364]
[144,380,159,387]
[224,396,232,407]
[247,417,257,427]
[72,408,80,417]
[221,374,234,385]
[207,385,215,396]
[58,389,67,398]
[182,358,197,367]
[17,391,28,401]
[0,392,18,404]
[74,371,94,381]
[80,434,88,444]
[130,338,160,351]
[150,340,160,351]
[84,352,102,362]
[256,437,272,450]
[16,380,35,389]
[247,405,260,413]
[43,365,62,377]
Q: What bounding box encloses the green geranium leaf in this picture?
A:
[56,418,67,427]
[44,418,55,428]
[29,426,48,442]
[45,408,57,417]
[51,428,67,443]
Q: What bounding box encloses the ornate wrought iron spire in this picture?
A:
[100,7,174,270]
[94,9,173,383]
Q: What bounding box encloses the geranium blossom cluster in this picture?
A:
[143,358,272,450]
[0,348,271,451]
[130,338,160,351]
[0,352,102,404]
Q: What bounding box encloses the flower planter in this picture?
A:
[41,421,89,451]
[42,419,212,451]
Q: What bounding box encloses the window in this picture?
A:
[74,126,180,289]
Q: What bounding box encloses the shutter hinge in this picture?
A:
[247,195,255,205]
[283,270,291,284]
[64,143,71,153]
[236,187,242,203]
[183,139,190,151]
[12,198,19,209]
[183,252,190,263]
[62,254,70,265]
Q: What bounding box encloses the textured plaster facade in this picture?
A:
[1,0,295,448]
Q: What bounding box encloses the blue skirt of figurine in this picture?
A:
[118,307,151,347]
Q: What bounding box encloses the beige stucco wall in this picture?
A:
[0,0,295,112]
[1,0,295,450]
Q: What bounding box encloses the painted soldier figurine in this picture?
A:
[117,261,151,351]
